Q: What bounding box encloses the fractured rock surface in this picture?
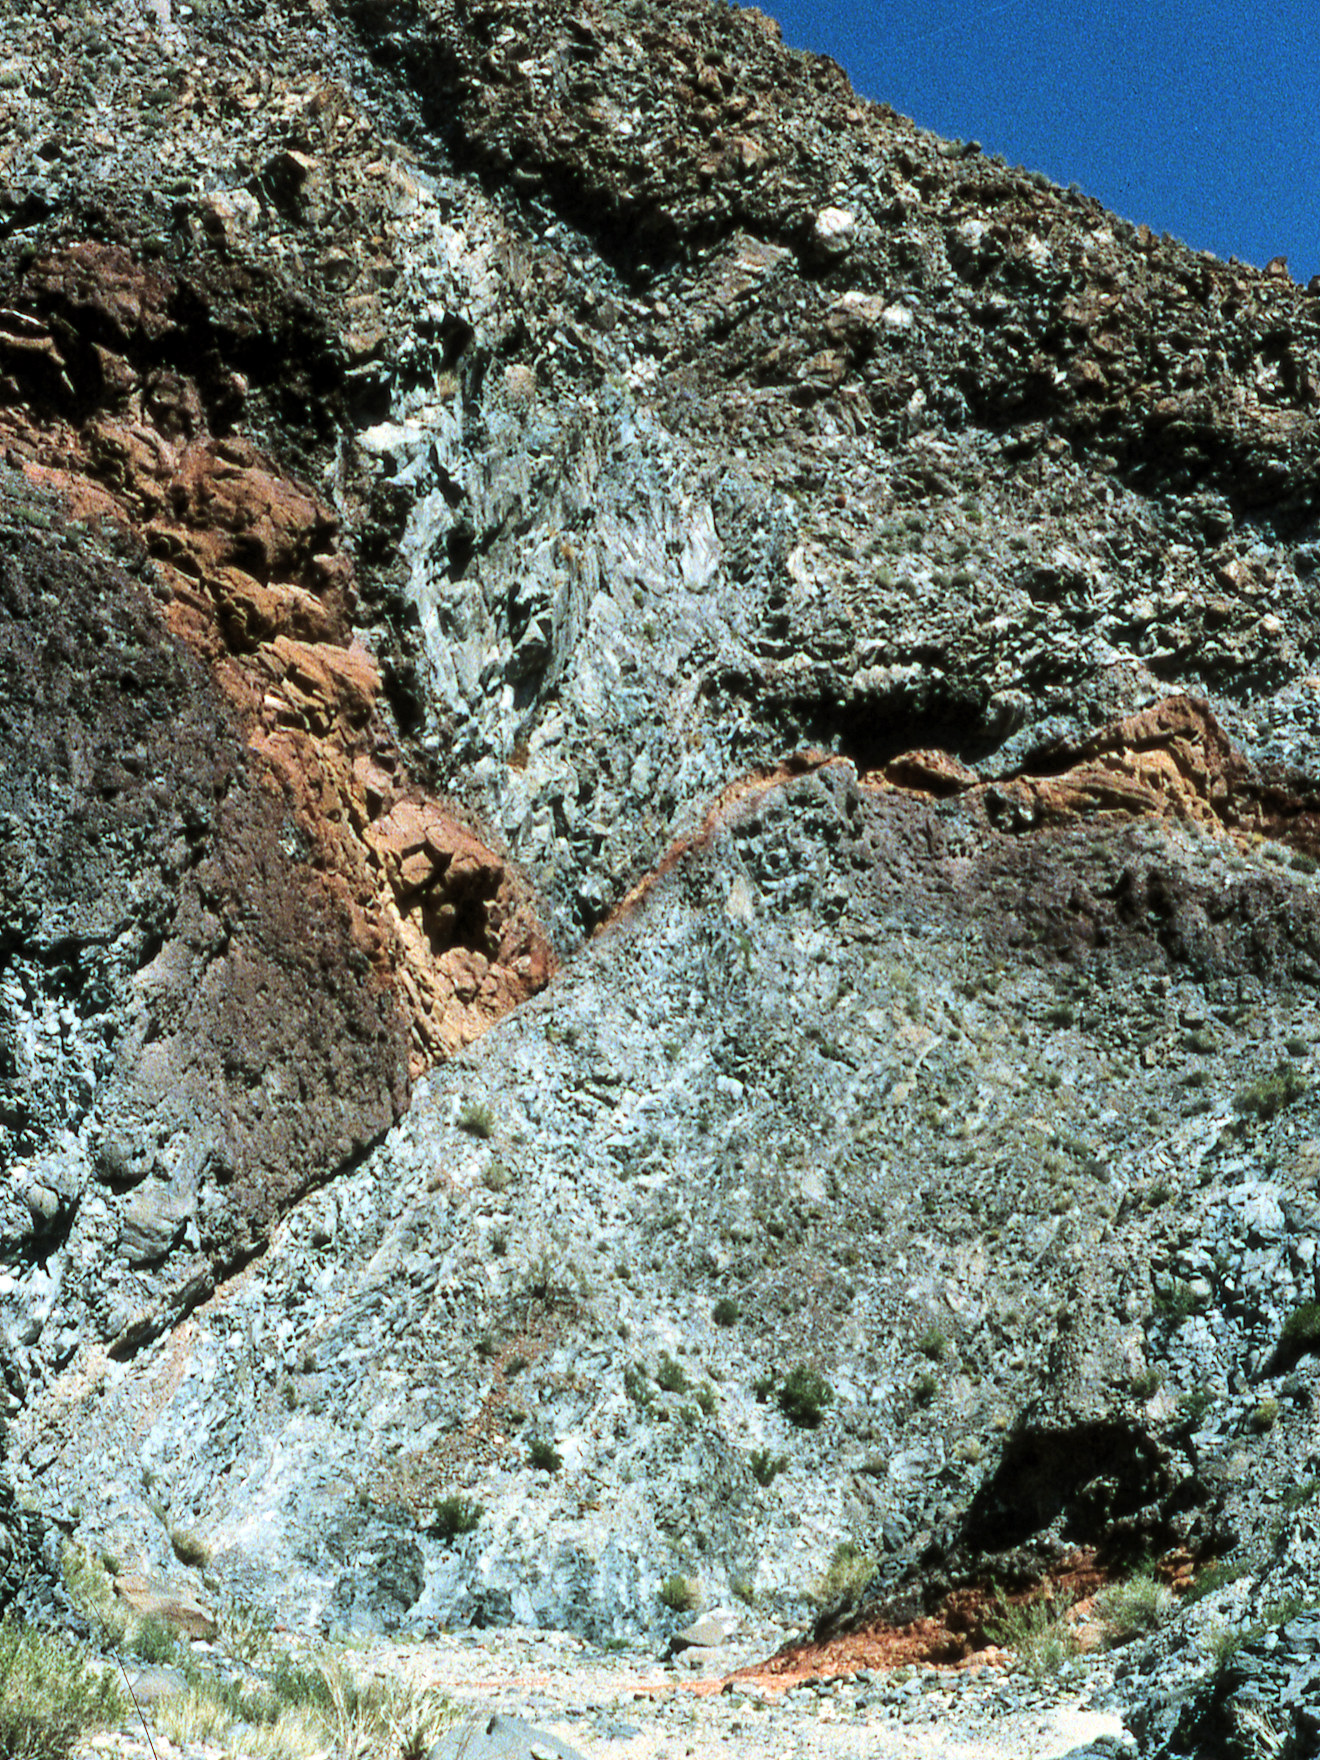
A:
[3,0,1320,1747]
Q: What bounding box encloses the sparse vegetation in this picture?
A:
[430,1496,484,1541]
[1234,1063,1308,1120]
[168,1524,211,1568]
[1131,1368,1162,1399]
[1093,1570,1175,1643]
[0,1619,126,1760]
[655,1352,690,1395]
[985,1595,1080,1683]
[749,1448,789,1487]
[1251,1398,1279,1433]
[694,1383,717,1416]
[457,1101,495,1138]
[61,1543,130,1648]
[658,1575,700,1613]
[1152,1279,1198,1325]
[1177,1386,1214,1427]
[913,1370,937,1406]
[811,1541,874,1608]
[155,1654,453,1760]
[917,1327,948,1362]
[624,1362,652,1408]
[776,1362,834,1429]
[481,1161,511,1193]
[131,1616,179,1664]
[1275,1301,1320,1368]
[1184,1556,1251,1606]
[528,1437,562,1473]
[712,1297,740,1327]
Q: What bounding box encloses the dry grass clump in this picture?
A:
[811,1541,875,1609]
[155,1656,455,1760]
[0,1618,126,1760]
[984,1595,1080,1683]
[1093,1570,1175,1643]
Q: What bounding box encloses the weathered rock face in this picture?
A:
[6,0,1320,1722]
[0,505,408,1377]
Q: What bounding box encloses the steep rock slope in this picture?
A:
[2,0,1320,1731]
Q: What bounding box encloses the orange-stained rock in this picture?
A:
[115,1574,218,1640]
[0,242,555,1080]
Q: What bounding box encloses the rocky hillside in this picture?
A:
[5,0,1320,1749]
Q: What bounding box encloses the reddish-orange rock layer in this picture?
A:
[0,241,554,1074]
[873,693,1320,853]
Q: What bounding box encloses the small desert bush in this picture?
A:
[985,1596,1080,1683]
[917,1328,948,1363]
[131,1616,178,1664]
[812,1542,874,1608]
[60,1544,130,1648]
[748,1448,788,1488]
[776,1362,833,1429]
[658,1575,700,1613]
[528,1437,562,1473]
[0,1618,126,1760]
[457,1101,495,1138]
[655,1352,690,1395]
[1276,1301,1320,1367]
[1234,1063,1307,1119]
[169,1525,211,1568]
[430,1496,484,1542]
[712,1297,740,1326]
[1094,1570,1175,1643]
[157,1656,453,1760]
[481,1161,511,1193]
[219,1597,277,1666]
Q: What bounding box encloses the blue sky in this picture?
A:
[766,0,1320,284]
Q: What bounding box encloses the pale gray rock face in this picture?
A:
[16,758,1320,1643]
[7,6,1320,1749]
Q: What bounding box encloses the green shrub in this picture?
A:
[132,1616,179,1663]
[694,1384,717,1416]
[481,1161,511,1193]
[1276,1301,1320,1368]
[913,1370,937,1406]
[1177,1386,1214,1427]
[168,1525,211,1569]
[60,1544,129,1649]
[751,1373,775,1403]
[776,1362,834,1429]
[1251,1397,1280,1433]
[431,1496,484,1541]
[1183,1556,1251,1606]
[528,1437,562,1474]
[917,1328,948,1363]
[748,1448,788,1488]
[1093,1571,1175,1643]
[624,1363,652,1408]
[1234,1063,1308,1119]
[218,1598,276,1666]
[658,1575,699,1613]
[812,1542,874,1608]
[655,1352,690,1395]
[984,1596,1079,1683]
[712,1297,740,1327]
[0,1619,126,1760]
[1131,1369,1162,1399]
[457,1101,495,1138]
[1152,1279,1198,1325]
